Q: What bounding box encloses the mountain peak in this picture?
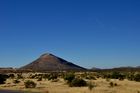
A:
[20,53,86,72]
[40,53,54,58]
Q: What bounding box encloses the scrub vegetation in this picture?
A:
[0,71,140,93]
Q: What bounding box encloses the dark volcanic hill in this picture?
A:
[20,53,86,72]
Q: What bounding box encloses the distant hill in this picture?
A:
[0,67,16,73]
[19,53,86,72]
[98,66,140,72]
[136,66,140,68]
[90,67,101,71]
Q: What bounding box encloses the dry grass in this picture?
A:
[0,75,140,93]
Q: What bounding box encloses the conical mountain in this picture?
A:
[20,53,86,72]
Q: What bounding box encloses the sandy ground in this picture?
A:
[0,78,140,93]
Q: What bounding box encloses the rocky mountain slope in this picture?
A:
[20,53,86,72]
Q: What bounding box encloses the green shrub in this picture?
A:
[13,79,20,84]
[103,72,125,80]
[43,74,50,80]
[17,74,23,79]
[64,73,75,83]
[24,80,36,88]
[110,72,125,79]
[48,74,58,80]
[109,82,117,87]
[37,77,42,81]
[0,74,7,84]
[9,74,15,79]
[134,74,140,82]
[114,83,118,86]
[127,74,134,81]
[69,78,87,87]
[109,82,114,87]
[51,79,59,82]
[85,76,96,80]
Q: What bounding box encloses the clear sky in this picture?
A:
[0,0,140,69]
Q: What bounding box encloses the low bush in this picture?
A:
[24,80,36,88]
[0,74,8,84]
[109,82,114,87]
[37,77,42,81]
[17,74,23,79]
[48,74,58,80]
[13,79,20,84]
[43,74,50,80]
[69,78,87,87]
[134,74,140,82]
[85,76,96,80]
[64,73,75,83]
[109,82,118,87]
[51,79,59,82]
[9,74,15,79]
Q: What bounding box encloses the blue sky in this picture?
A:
[0,0,140,68]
